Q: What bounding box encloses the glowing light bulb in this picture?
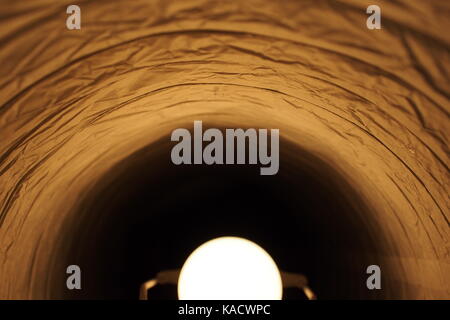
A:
[178,237,283,300]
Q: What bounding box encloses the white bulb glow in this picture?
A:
[178,237,283,300]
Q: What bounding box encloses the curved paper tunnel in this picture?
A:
[0,0,448,299]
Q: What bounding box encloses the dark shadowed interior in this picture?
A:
[60,137,391,299]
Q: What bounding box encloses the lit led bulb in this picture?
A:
[178,237,283,300]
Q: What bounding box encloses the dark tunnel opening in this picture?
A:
[57,133,395,300]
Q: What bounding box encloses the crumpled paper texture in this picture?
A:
[0,0,448,298]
